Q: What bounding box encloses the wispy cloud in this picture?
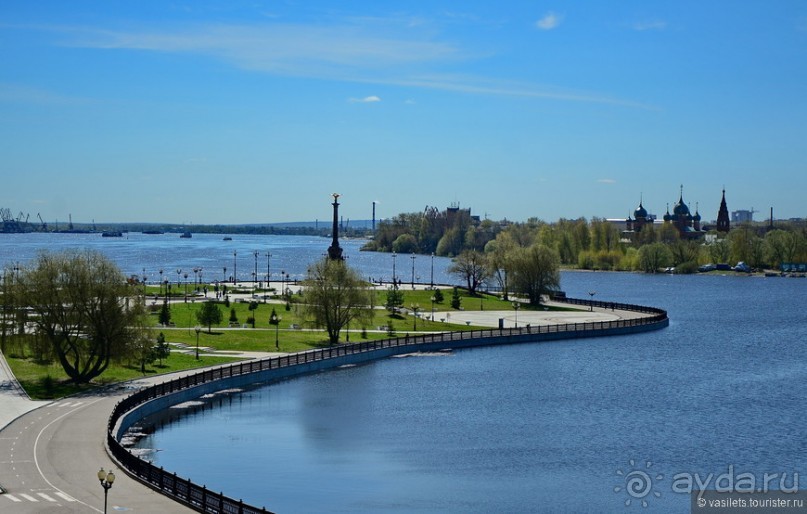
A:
[349,95,381,103]
[63,23,460,75]
[43,22,653,109]
[535,12,563,31]
[597,178,616,184]
[632,20,667,31]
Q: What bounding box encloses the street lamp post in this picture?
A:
[588,291,596,311]
[410,254,416,289]
[194,325,201,359]
[431,295,435,321]
[266,252,272,292]
[97,468,115,514]
[513,301,520,328]
[430,252,435,289]
[253,250,259,287]
[270,312,281,350]
[158,269,164,296]
[411,304,420,330]
[233,250,237,285]
[223,266,227,283]
[392,252,397,288]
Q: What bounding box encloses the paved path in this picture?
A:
[0,352,280,513]
[0,302,637,513]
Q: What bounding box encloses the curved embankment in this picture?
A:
[106,298,668,514]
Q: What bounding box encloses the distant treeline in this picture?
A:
[362,205,807,273]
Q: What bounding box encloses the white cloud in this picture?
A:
[63,23,460,75]
[632,20,667,31]
[535,12,563,31]
[349,95,381,103]
[404,99,416,105]
[47,22,654,109]
[597,178,616,184]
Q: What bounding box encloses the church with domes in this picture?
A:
[661,186,704,239]
[624,186,728,241]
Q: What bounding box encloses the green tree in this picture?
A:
[432,288,444,303]
[765,229,803,269]
[450,286,462,309]
[17,250,152,384]
[158,300,171,326]
[391,233,418,253]
[196,301,223,333]
[484,231,517,299]
[670,240,701,267]
[508,244,561,305]
[637,243,673,273]
[229,307,238,325]
[302,258,374,345]
[708,238,731,264]
[154,332,170,366]
[447,250,490,295]
[385,286,404,315]
[248,301,259,328]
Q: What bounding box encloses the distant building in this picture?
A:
[661,186,704,239]
[716,189,730,232]
[622,186,730,241]
[731,209,753,223]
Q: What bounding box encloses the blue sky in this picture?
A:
[1,1,805,224]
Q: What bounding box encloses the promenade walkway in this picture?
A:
[0,301,650,513]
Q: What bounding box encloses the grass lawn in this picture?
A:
[7,351,241,400]
[6,287,582,400]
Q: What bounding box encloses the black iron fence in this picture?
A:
[107,297,667,513]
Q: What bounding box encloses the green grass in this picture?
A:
[7,352,241,400]
[7,287,585,400]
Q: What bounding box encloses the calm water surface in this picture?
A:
[132,270,807,513]
[0,232,455,285]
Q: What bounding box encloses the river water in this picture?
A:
[0,232,454,285]
[3,233,807,512]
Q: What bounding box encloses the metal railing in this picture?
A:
[106,297,667,513]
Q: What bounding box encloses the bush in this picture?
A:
[577,250,595,270]
[675,260,699,274]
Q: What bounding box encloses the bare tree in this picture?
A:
[447,250,491,295]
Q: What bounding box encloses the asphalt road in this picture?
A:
[0,382,193,513]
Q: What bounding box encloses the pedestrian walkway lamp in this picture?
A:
[195,325,201,359]
[588,291,596,311]
[270,312,281,350]
[512,302,520,328]
[392,252,397,288]
[97,468,115,514]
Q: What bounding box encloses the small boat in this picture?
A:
[142,230,164,235]
[180,232,192,238]
[223,236,232,241]
[102,231,123,237]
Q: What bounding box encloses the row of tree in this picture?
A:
[366,206,807,272]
